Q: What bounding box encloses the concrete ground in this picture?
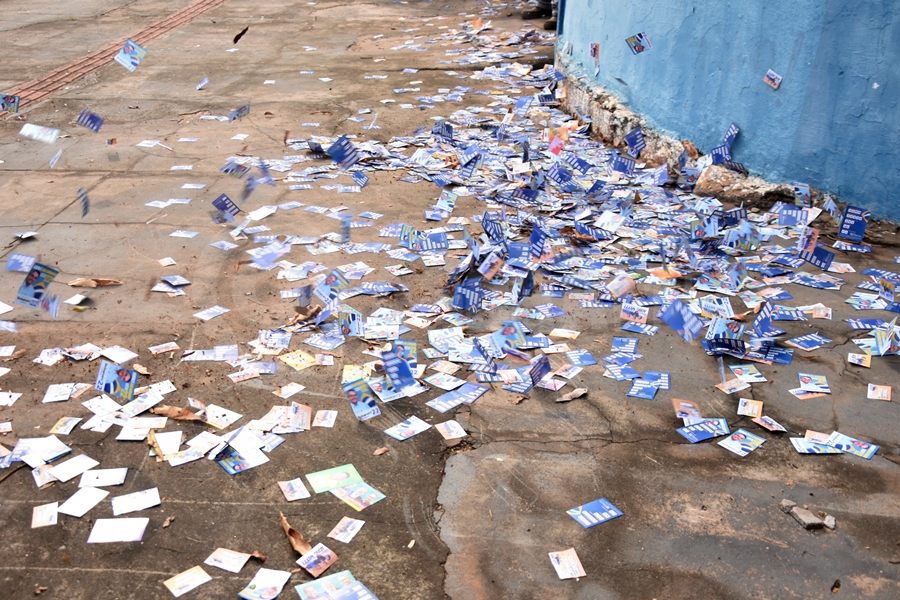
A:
[1,1,899,599]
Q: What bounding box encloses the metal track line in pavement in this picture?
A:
[1,0,227,117]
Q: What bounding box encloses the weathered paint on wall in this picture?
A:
[558,0,900,220]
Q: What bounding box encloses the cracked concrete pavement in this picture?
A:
[1,0,900,599]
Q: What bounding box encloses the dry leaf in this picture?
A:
[34,586,48,595]
[2,349,27,362]
[67,277,122,288]
[147,430,164,459]
[286,305,322,326]
[557,388,588,403]
[250,550,266,563]
[373,447,389,456]
[279,512,312,555]
[150,405,203,421]
[509,394,527,405]
[133,364,152,376]
[162,516,175,528]
[407,540,416,549]
[682,139,699,159]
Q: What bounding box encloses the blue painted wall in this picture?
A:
[558,0,900,221]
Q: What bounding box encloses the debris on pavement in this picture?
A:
[1,2,898,597]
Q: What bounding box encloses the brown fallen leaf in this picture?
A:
[509,394,527,405]
[147,430,164,459]
[34,586,48,595]
[373,447,389,456]
[286,305,322,326]
[133,364,152,376]
[557,388,589,403]
[2,349,27,362]
[162,516,175,528]
[150,405,203,421]
[682,139,699,159]
[279,512,312,555]
[250,550,266,563]
[67,277,122,288]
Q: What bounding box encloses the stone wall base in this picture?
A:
[556,57,795,209]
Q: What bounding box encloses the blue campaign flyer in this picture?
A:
[94,359,139,401]
[382,348,417,389]
[643,371,671,390]
[114,39,148,72]
[15,263,59,308]
[341,379,380,422]
[567,497,623,529]
[677,418,730,443]
[621,322,659,336]
[76,109,104,132]
[611,337,638,353]
[565,349,597,367]
[606,364,640,381]
[838,206,870,242]
[660,300,704,342]
[627,378,658,399]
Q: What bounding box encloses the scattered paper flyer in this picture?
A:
[826,431,879,459]
[313,410,337,427]
[194,305,230,321]
[238,568,292,600]
[79,468,128,487]
[327,516,365,543]
[729,364,766,383]
[330,481,385,511]
[48,454,99,482]
[718,429,766,457]
[715,378,751,394]
[790,437,843,454]
[867,384,891,401]
[31,502,58,528]
[434,420,467,440]
[384,415,431,441]
[549,547,586,580]
[566,497,623,528]
[164,566,212,598]
[294,571,357,600]
[296,543,338,578]
[736,398,763,418]
[115,39,148,72]
[205,548,252,573]
[111,487,161,515]
[87,517,149,543]
[306,464,363,494]
[43,383,75,404]
[798,373,830,393]
[753,415,787,432]
[278,477,312,501]
[58,486,110,518]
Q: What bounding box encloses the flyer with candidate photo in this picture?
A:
[94,359,138,401]
[718,429,766,457]
[115,39,148,72]
[341,379,380,422]
[15,263,59,308]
